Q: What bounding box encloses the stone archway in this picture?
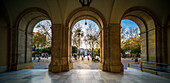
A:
[10,8,51,71]
[121,7,161,70]
[66,7,105,70]
[49,7,124,73]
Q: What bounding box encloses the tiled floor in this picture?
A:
[0,69,169,83]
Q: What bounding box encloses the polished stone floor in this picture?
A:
[0,69,169,83]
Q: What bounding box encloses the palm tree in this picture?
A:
[83,36,88,49]
[72,24,84,55]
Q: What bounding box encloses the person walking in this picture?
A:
[46,53,48,59]
[87,56,89,61]
[82,56,84,61]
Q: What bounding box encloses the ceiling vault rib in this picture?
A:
[108,0,115,24]
[44,0,52,19]
[56,0,64,24]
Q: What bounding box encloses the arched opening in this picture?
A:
[65,7,105,71]
[11,8,51,70]
[32,20,52,69]
[71,19,100,69]
[121,7,160,73]
[120,19,141,70]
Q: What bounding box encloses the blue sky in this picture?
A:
[121,19,139,29]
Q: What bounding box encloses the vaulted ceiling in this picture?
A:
[2,0,170,26]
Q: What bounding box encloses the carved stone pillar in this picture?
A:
[99,24,123,73]
[49,24,73,73]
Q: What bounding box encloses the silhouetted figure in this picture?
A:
[46,53,48,59]
[33,53,36,60]
[82,57,84,61]
[74,54,77,60]
[88,56,89,61]
[38,54,41,62]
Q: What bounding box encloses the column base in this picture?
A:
[0,66,7,72]
[49,61,73,73]
[99,62,124,73]
[12,62,34,70]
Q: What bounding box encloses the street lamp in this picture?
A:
[85,19,87,25]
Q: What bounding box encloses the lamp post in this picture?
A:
[85,19,87,25]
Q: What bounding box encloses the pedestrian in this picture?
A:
[88,56,89,61]
[33,53,36,60]
[135,57,138,63]
[82,56,84,61]
[138,57,141,63]
[46,53,48,59]
[38,54,40,62]
[75,54,77,60]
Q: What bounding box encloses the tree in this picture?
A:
[130,45,141,54]
[94,48,100,56]
[72,46,77,54]
[36,20,52,40]
[86,23,100,57]
[72,23,84,55]
[42,46,51,54]
[121,48,124,54]
[34,20,52,48]
[32,32,46,48]
[121,27,141,54]
[83,36,88,49]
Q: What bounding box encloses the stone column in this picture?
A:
[98,26,109,70]
[99,24,123,73]
[109,24,123,72]
[68,28,73,69]
[49,24,73,73]
[148,29,156,62]
[140,32,148,61]
[26,33,33,63]
[156,26,163,63]
[162,25,170,64]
